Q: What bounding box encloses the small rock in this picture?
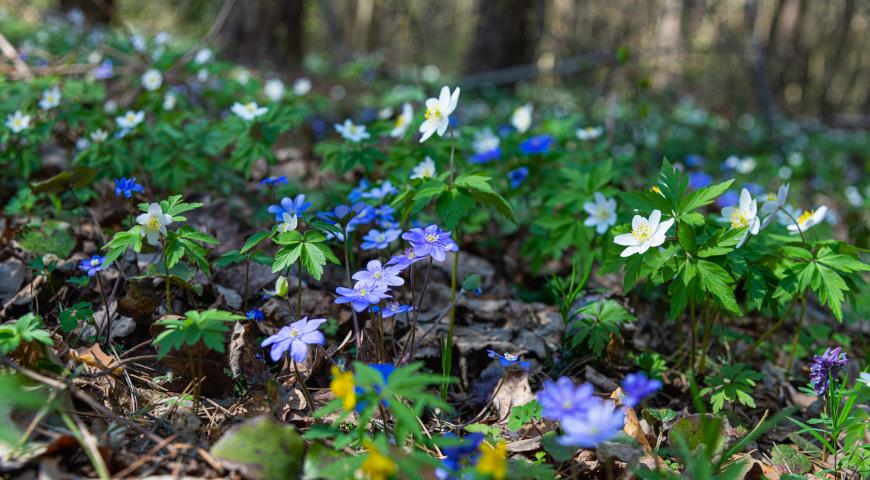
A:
[0,258,25,303]
[215,284,243,309]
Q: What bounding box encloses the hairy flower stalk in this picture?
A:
[443,126,459,401]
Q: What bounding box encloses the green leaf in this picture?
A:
[679,179,734,215]
[435,189,474,230]
[273,244,303,273]
[507,400,542,432]
[695,259,741,315]
[301,242,327,280]
[30,166,98,193]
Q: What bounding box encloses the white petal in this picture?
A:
[438,86,450,110]
[620,245,643,257]
[648,210,662,231]
[613,233,636,246]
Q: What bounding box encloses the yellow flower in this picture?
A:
[476,441,507,480]
[360,442,396,480]
[330,366,356,411]
[650,185,663,195]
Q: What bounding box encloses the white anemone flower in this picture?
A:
[264,79,285,102]
[473,128,500,153]
[142,69,162,91]
[90,129,108,142]
[334,119,370,142]
[721,188,760,247]
[116,110,144,129]
[787,206,828,235]
[162,92,177,110]
[760,183,788,228]
[277,212,298,233]
[136,203,173,246]
[613,210,674,257]
[194,48,212,65]
[583,192,617,235]
[231,101,267,121]
[419,86,459,143]
[576,126,603,141]
[5,111,31,133]
[293,77,311,96]
[511,103,533,133]
[410,156,436,179]
[390,103,414,138]
[39,86,62,110]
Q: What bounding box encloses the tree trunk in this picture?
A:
[463,0,541,78]
[219,0,304,71]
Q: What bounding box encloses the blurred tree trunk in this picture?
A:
[59,0,114,24]
[463,0,540,77]
[219,0,304,71]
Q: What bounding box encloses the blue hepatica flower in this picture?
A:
[259,176,288,187]
[361,181,398,200]
[317,203,368,228]
[246,308,264,322]
[435,432,485,480]
[519,134,553,155]
[470,146,501,164]
[402,224,458,262]
[487,350,530,370]
[717,189,739,208]
[688,171,713,189]
[354,363,395,412]
[335,281,391,312]
[620,372,662,408]
[374,301,413,319]
[508,166,529,189]
[260,316,326,363]
[557,399,625,448]
[685,154,705,168]
[353,260,404,287]
[79,255,105,277]
[267,194,311,222]
[348,179,371,202]
[386,247,427,271]
[91,59,113,79]
[809,346,849,395]
[537,376,595,421]
[361,228,402,250]
[114,177,144,198]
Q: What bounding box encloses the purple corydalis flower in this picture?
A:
[620,372,662,408]
[114,177,144,198]
[353,260,404,287]
[487,350,530,370]
[335,282,391,312]
[246,308,264,322]
[508,166,529,189]
[402,225,458,262]
[386,247,426,271]
[79,255,105,277]
[557,399,625,448]
[809,347,849,395]
[537,377,595,421]
[519,134,553,155]
[267,194,311,222]
[259,176,288,186]
[361,228,402,250]
[260,316,326,362]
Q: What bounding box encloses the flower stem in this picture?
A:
[297,257,303,316]
[162,243,172,314]
[697,309,717,375]
[780,206,807,244]
[741,296,797,361]
[243,261,250,312]
[343,230,361,356]
[785,296,807,370]
[293,360,315,413]
[442,232,460,401]
[95,273,112,345]
[689,299,697,376]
